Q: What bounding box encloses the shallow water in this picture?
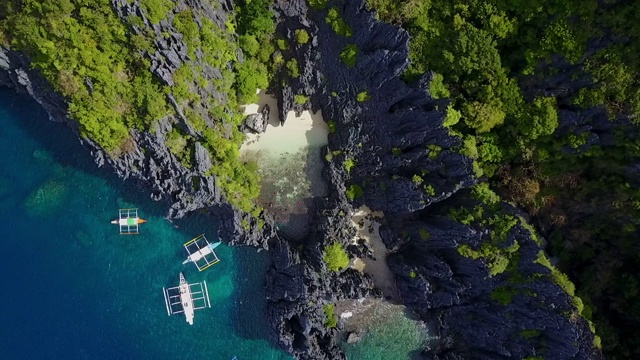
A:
[339,299,430,360]
[0,89,291,360]
[241,91,329,239]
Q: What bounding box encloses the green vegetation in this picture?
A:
[294,29,310,44]
[442,105,461,128]
[325,7,352,37]
[327,120,336,133]
[429,73,450,99]
[1,0,168,154]
[427,144,442,159]
[0,0,277,213]
[346,184,363,200]
[520,329,542,339]
[235,0,276,103]
[323,242,349,272]
[276,38,288,50]
[339,44,358,67]
[418,228,430,240]
[286,58,300,78]
[294,94,309,105]
[323,304,338,328]
[165,128,193,168]
[534,251,584,316]
[308,0,329,10]
[344,158,356,173]
[423,184,435,196]
[491,286,519,305]
[140,0,172,24]
[356,90,370,102]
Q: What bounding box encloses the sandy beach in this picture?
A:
[349,205,399,302]
[241,91,328,155]
[240,91,329,238]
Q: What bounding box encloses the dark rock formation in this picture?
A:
[242,104,270,134]
[0,0,606,359]
[0,1,382,360]
[271,0,604,359]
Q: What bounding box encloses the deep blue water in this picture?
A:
[0,88,291,360]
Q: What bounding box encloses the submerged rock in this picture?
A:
[346,331,363,344]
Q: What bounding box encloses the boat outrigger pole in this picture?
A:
[111,208,146,235]
[162,272,211,325]
[182,234,221,271]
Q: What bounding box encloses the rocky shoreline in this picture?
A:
[0,0,604,359]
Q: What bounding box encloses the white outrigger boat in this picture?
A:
[162,272,211,325]
[182,234,221,271]
[111,208,146,234]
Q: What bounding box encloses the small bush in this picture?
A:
[325,7,353,36]
[294,94,309,104]
[427,144,442,159]
[294,29,310,44]
[409,271,417,278]
[424,184,435,196]
[429,73,450,99]
[276,38,288,50]
[346,184,363,200]
[419,228,430,240]
[309,0,329,9]
[340,44,358,67]
[273,52,284,67]
[459,135,478,158]
[324,242,349,272]
[344,158,356,173]
[593,335,602,349]
[443,105,461,127]
[356,90,371,102]
[471,182,499,205]
[141,0,173,24]
[327,120,336,133]
[323,304,338,328]
[491,286,518,305]
[286,58,300,78]
[520,329,541,339]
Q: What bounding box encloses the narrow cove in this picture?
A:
[0,89,290,360]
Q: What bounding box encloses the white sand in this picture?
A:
[241,90,328,156]
[240,91,329,235]
[350,205,399,301]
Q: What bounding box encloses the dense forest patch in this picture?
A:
[365,0,640,357]
[0,0,281,213]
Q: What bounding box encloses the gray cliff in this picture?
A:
[268,0,605,359]
[0,0,606,359]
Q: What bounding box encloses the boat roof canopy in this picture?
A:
[117,208,141,235]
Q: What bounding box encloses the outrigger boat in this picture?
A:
[182,234,221,271]
[111,208,146,235]
[162,272,211,325]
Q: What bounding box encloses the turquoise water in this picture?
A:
[340,303,429,360]
[0,88,291,360]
